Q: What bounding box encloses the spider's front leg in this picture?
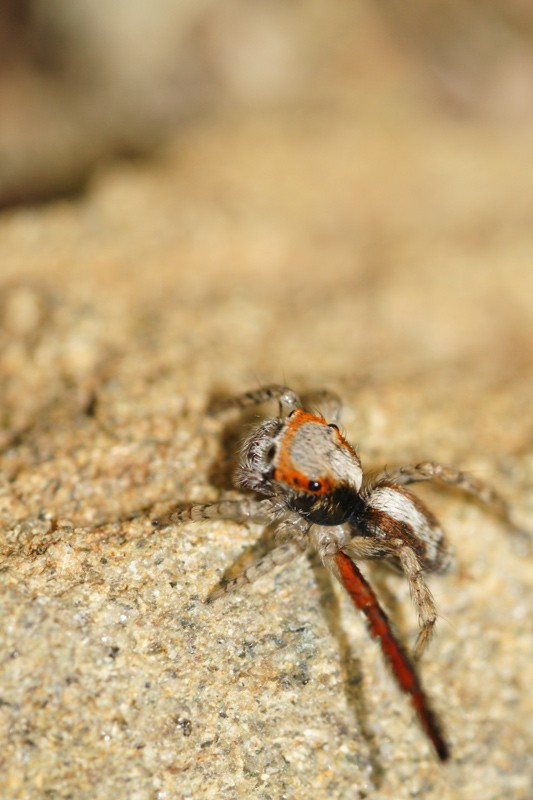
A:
[156,501,309,602]
[396,545,438,660]
[210,384,302,417]
[152,497,278,528]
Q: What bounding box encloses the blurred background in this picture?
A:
[1,0,532,441]
[2,0,533,207]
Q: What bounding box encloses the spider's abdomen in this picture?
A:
[362,483,453,573]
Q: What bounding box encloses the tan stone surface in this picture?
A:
[0,105,532,799]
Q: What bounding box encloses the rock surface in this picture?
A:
[0,103,532,799]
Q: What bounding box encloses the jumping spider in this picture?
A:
[155,385,526,761]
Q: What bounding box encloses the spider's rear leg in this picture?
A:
[380,460,529,545]
[345,535,439,660]
[327,549,450,761]
[350,480,454,657]
[397,545,438,660]
[311,510,450,756]
[381,461,505,507]
[210,384,301,418]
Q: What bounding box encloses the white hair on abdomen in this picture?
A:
[368,485,444,563]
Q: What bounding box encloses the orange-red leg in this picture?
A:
[335,551,450,761]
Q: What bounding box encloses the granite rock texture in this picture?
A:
[0,105,532,799]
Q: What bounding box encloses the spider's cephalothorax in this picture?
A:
[159,384,525,762]
[237,408,365,525]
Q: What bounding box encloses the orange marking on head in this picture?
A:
[273,465,332,495]
[274,409,331,495]
[287,409,326,428]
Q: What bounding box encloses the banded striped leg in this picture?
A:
[211,384,301,417]
[332,551,450,761]
[346,531,440,660]
[152,498,277,528]
[397,546,438,660]
[380,461,528,539]
[207,538,306,602]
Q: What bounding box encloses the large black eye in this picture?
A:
[266,445,276,461]
[308,480,322,492]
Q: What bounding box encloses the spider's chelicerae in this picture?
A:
[156,385,526,762]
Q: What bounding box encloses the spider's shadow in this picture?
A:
[205,524,279,601]
[206,416,245,491]
[204,390,264,490]
[207,532,401,783]
[307,553,388,785]
[207,528,388,783]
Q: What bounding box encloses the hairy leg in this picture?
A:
[152,498,278,528]
[396,544,438,660]
[345,537,439,659]
[378,460,528,542]
[211,384,301,417]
